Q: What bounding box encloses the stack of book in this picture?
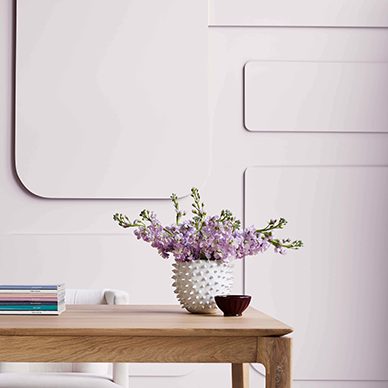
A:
[0,284,66,315]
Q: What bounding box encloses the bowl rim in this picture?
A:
[215,294,251,299]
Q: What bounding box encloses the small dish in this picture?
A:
[215,295,251,317]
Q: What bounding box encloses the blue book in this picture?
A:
[0,285,64,290]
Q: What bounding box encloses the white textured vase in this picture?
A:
[172,260,234,314]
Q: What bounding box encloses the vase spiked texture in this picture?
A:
[172,260,234,314]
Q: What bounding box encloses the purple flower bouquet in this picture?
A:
[113,188,302,261]
[114,188,302,313]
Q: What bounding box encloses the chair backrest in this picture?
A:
[0,289,129,387]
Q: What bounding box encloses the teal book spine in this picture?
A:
[0,305,58,311]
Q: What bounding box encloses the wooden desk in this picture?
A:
[0,305,293,388]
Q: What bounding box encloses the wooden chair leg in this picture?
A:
[231,363,249,388]
[257,337,292,388]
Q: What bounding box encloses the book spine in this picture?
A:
[0,310,65,315]
[0,285,65,291]
[0,305,60,311]
[0,300,64,304]
[0,301,62,305]
[0,289,65,294]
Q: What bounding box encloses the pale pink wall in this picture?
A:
[1,1,388,386]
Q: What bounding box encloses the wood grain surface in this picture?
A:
[257,337,292,388]
[0,305,292,337]
[0,305,293,386]
[0,335,258,363]
[231,363,249,388]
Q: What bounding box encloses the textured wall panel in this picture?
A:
[244,61,388,133]
[209,0,388,27]
[245,166,388,380]
[15,0,208,198]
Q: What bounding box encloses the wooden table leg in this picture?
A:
[257,337,292,388]
[231,363,249,388]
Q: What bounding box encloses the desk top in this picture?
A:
[0,305,292,337]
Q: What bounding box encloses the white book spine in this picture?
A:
[0,309,65,315]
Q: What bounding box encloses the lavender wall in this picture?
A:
[1,1,388,386]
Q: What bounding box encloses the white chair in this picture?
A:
[0,289,129,388]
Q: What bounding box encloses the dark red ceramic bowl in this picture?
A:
[215,295,251,317]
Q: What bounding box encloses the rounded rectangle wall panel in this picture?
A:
[209,0,388,27]
[244,61,388,133]
[15,0,209,198]
[244,166,388,381]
